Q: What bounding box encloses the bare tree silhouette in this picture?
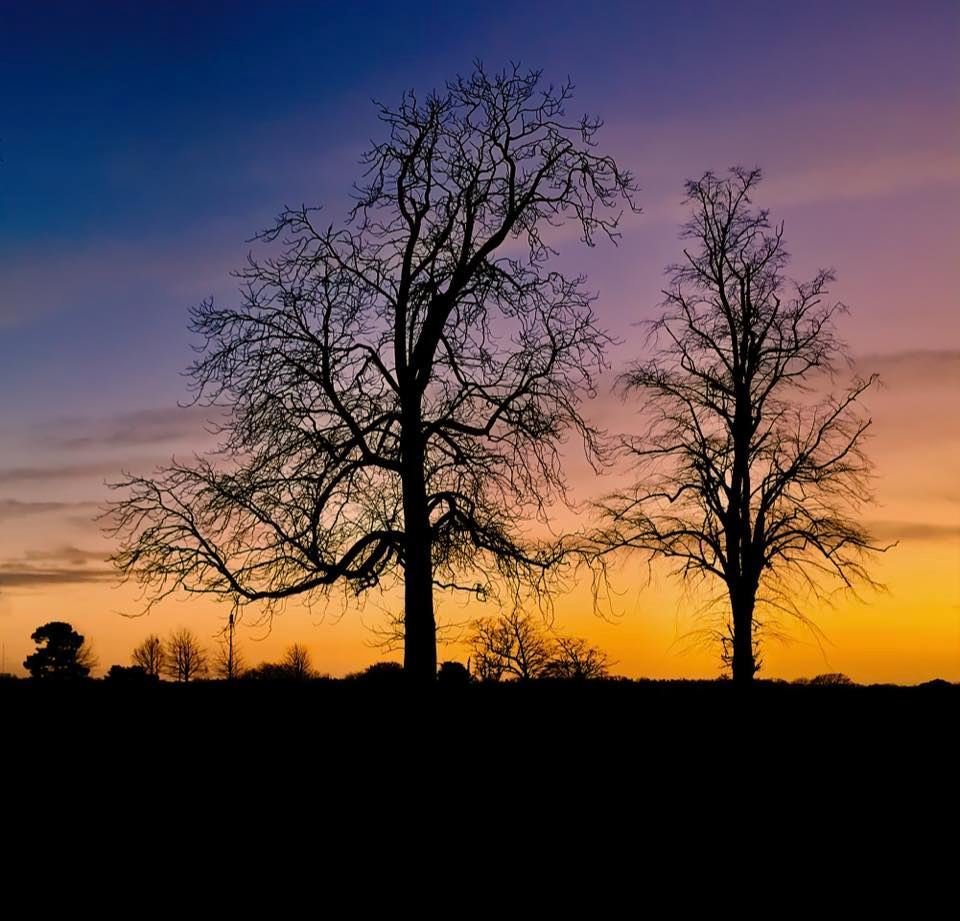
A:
[132,634,166,678]
[595,167,885,684]
[164,628,208,683]
[468,608,556,680]
[107,63,638,680]
[542,634,611,680]
[212,638,245,681]
[467,608,612,681]
[280,643,315,680]
[212,610,244,680]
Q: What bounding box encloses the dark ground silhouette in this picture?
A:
[3,675,954,852]
[5,674,954,760]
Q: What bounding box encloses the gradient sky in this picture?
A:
[1,0,957,681]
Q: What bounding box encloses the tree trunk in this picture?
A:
[401,411,437,681]
[730,375,756,686]
[403,526,436,680]
[731,589,756,685]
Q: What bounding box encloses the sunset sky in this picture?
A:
[1,0,957,682]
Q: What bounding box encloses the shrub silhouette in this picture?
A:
[346,662,406,684]
[105,664,157,684]
[437,661,472,687]
[809,673,855,686]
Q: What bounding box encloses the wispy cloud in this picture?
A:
[0,564,114,588]
[0,458,164,485]
[40,405,222,451]
[866,520,960,542]
[22,545,109,565]
[0,544,115,589]
[0,227,243,328]
[853,349,960,385]
[761,153,960,208]
[0,499,98,521]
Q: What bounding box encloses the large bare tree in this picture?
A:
[595,167,884,684]
[108,64,638,680]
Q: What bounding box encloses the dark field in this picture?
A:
[4,676,955,852]
[6,676,955,762]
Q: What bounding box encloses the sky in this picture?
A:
[0,0,957,682]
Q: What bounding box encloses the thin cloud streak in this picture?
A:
[761,152,960,208]
[0,544,115,588]
[866,521,960,542]
[853,349,960,383]
[0,459,162,485]
[0,564,115,588]
[40,405,223,450]
[0,498,98,521]
[22,545,109,565]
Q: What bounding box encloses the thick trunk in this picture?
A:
[729,373,756,686]
[401,408,437,681]
[402,520,436,680]
[731,588,756,685]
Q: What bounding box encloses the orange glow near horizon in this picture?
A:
[1,522,957,684]
[1,348,957,684]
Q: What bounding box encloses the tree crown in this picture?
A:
[108,63,638,627]
[24,621,96,680]
[596,167,884,662]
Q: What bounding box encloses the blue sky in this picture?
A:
[1,0,956,421]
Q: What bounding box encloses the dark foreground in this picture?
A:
[3,677,956,859]
[5,675,955,763]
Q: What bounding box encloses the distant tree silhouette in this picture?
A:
[468,609,555,681]
[212,612,245,681]
[132,634,166,678]
[346,661,406,684]
[242,662,292,681]
[542,635,611,680]
[107,62,638,681]
[280,643,314,680]
[24,621,97,680]
[164,628,208,682]
[595,167,885,684]
[466,609,611,681]
[106,664,156,684]
[212,637,246,681]
[808,673,855,686]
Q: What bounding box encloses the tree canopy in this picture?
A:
[108,63,638,679]
[24,621,96,680]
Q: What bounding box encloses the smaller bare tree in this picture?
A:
[468,610,613,681]
[542,635,611,680]
[212,610,244,680]
[132,634,166,678]
[594,167,886,683]
[165,628,208,683]
[280,643,315,680]
[213,639,246,680]
[467,609,556,681]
